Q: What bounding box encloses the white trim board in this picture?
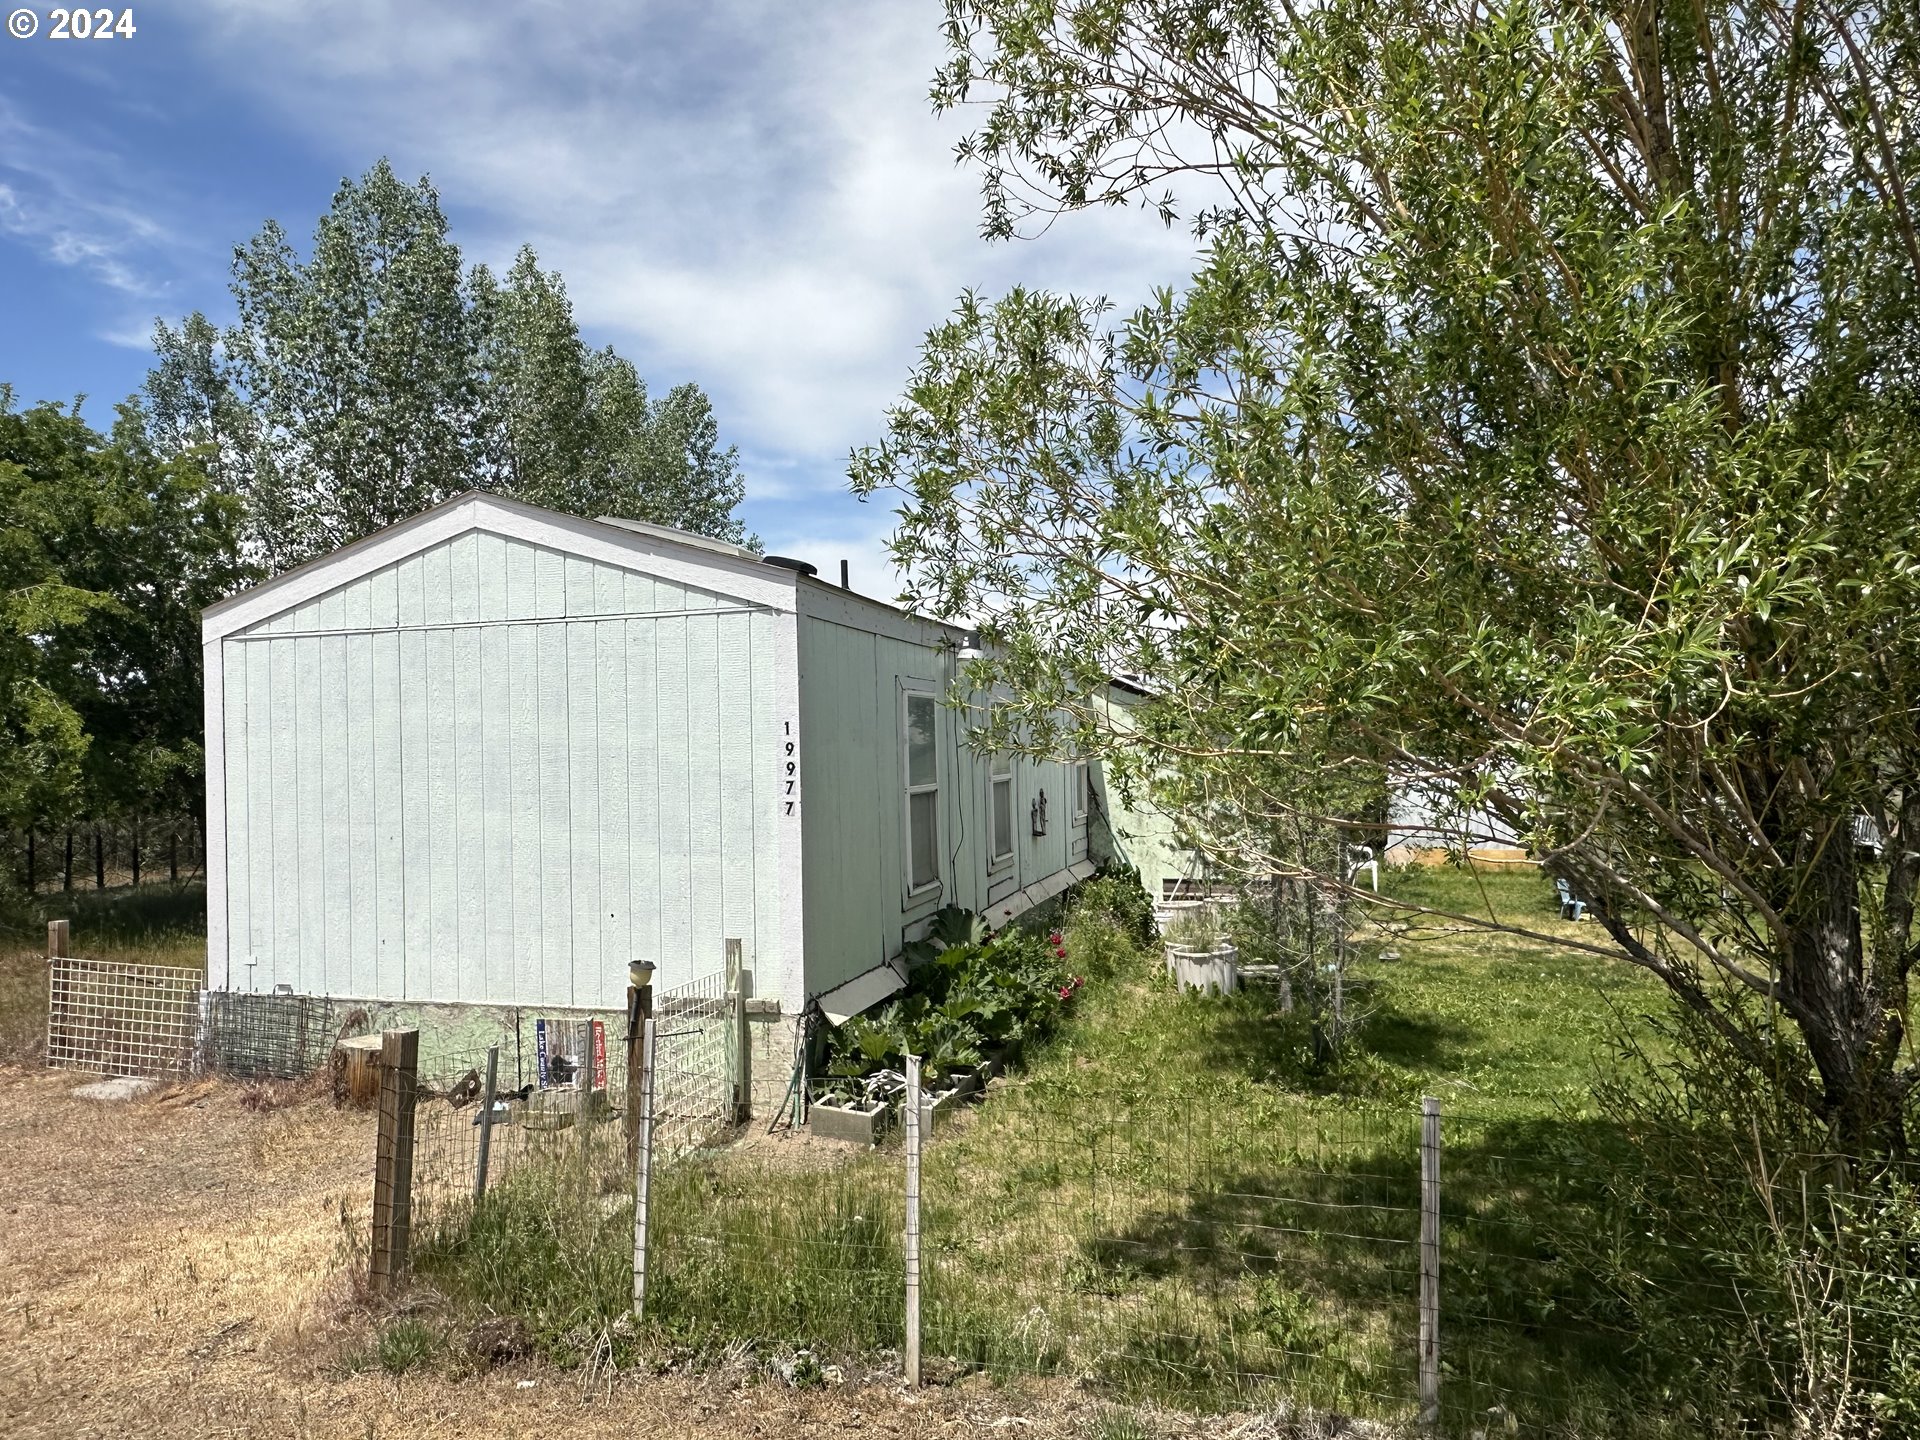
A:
[987,859,1097,930]
[203,492,798,642]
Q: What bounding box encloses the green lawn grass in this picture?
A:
[425,865,1705,1435]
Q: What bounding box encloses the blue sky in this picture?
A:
[0,1,1194,594]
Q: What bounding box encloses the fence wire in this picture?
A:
[653,970,733,1163]
[625,1084,1920,1438]
[45,956,201,1078]
[405,974,736,1245]
[202,991,367,1080]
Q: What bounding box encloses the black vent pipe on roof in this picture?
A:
[762,556,818,577]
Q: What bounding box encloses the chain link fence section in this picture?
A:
[653,970,734,1163]
[45,956,202,1078]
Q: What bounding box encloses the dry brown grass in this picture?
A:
[0,1063,1328,1440]
[0,951,48,1064]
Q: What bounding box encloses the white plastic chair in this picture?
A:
[1345,845,1379,892]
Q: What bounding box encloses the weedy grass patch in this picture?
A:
[416,867,1710,1432]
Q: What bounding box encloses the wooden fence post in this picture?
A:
[473,1044,500,1204]
[1419,1095,1442,1429]
[46,919,68,959]
[631,1017,658,1320]
[726,938,750,1123]
[904,1053,923,1389]
[370,1028,420,1296]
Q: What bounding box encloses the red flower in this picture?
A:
[1048,931,1063,945]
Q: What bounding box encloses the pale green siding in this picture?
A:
[795,587,1091,999]
[1092,686,1204,899]
[219,530,782,1008]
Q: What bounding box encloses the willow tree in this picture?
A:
[853,1,1920,1152]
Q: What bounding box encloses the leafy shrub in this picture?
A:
[1063,862,1158,948]
[1559,998,1920,1435]
[821,906,1078,1087]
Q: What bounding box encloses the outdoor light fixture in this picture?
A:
[1031,789,1049,837]
[629,959,655,990]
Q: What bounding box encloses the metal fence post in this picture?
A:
[631,1016,658,1320]
[473,1044,500,1204]
[625,964,654,1168]
[1419,1095,1442,1429]
[370,1028,421,1296]
[905,1053,923,1389]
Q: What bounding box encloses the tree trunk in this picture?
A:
[1779,834,1909,1157]
[94,827,105,890]
[63,830,73,892]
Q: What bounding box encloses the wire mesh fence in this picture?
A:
[554,1080,1920,1437]
[44,956,202,1078]
[404,971,738,1248]
[202,991,368,1080]
[407,1015,627,1242]
[653,969,734,1164]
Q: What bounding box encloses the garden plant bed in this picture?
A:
[807,1094,891,1146]
[805,905,1083,1146]
[807,1053,1001,1145]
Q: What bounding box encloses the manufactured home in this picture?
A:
[200,492,1171,1100]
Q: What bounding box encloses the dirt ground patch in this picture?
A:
[0,1064,1317,1440]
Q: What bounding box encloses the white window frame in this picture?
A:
[902,688,942,901]
[988,752,1015,870]
[1071,759,1090,823]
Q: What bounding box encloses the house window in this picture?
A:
[990,754,1014,867]
[1072,760,1090,822]
[904,691,940,895]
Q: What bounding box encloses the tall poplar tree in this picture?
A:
[147,161,749,568]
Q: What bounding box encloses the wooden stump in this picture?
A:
[335,1033,385,1109]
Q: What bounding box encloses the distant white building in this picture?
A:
[1384,778,1530,867]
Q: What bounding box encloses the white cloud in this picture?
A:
[0,100,177,299]
[176,0,1197,548]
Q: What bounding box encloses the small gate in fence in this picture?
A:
[45,955,203,1079]
[652,967,736,1163]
